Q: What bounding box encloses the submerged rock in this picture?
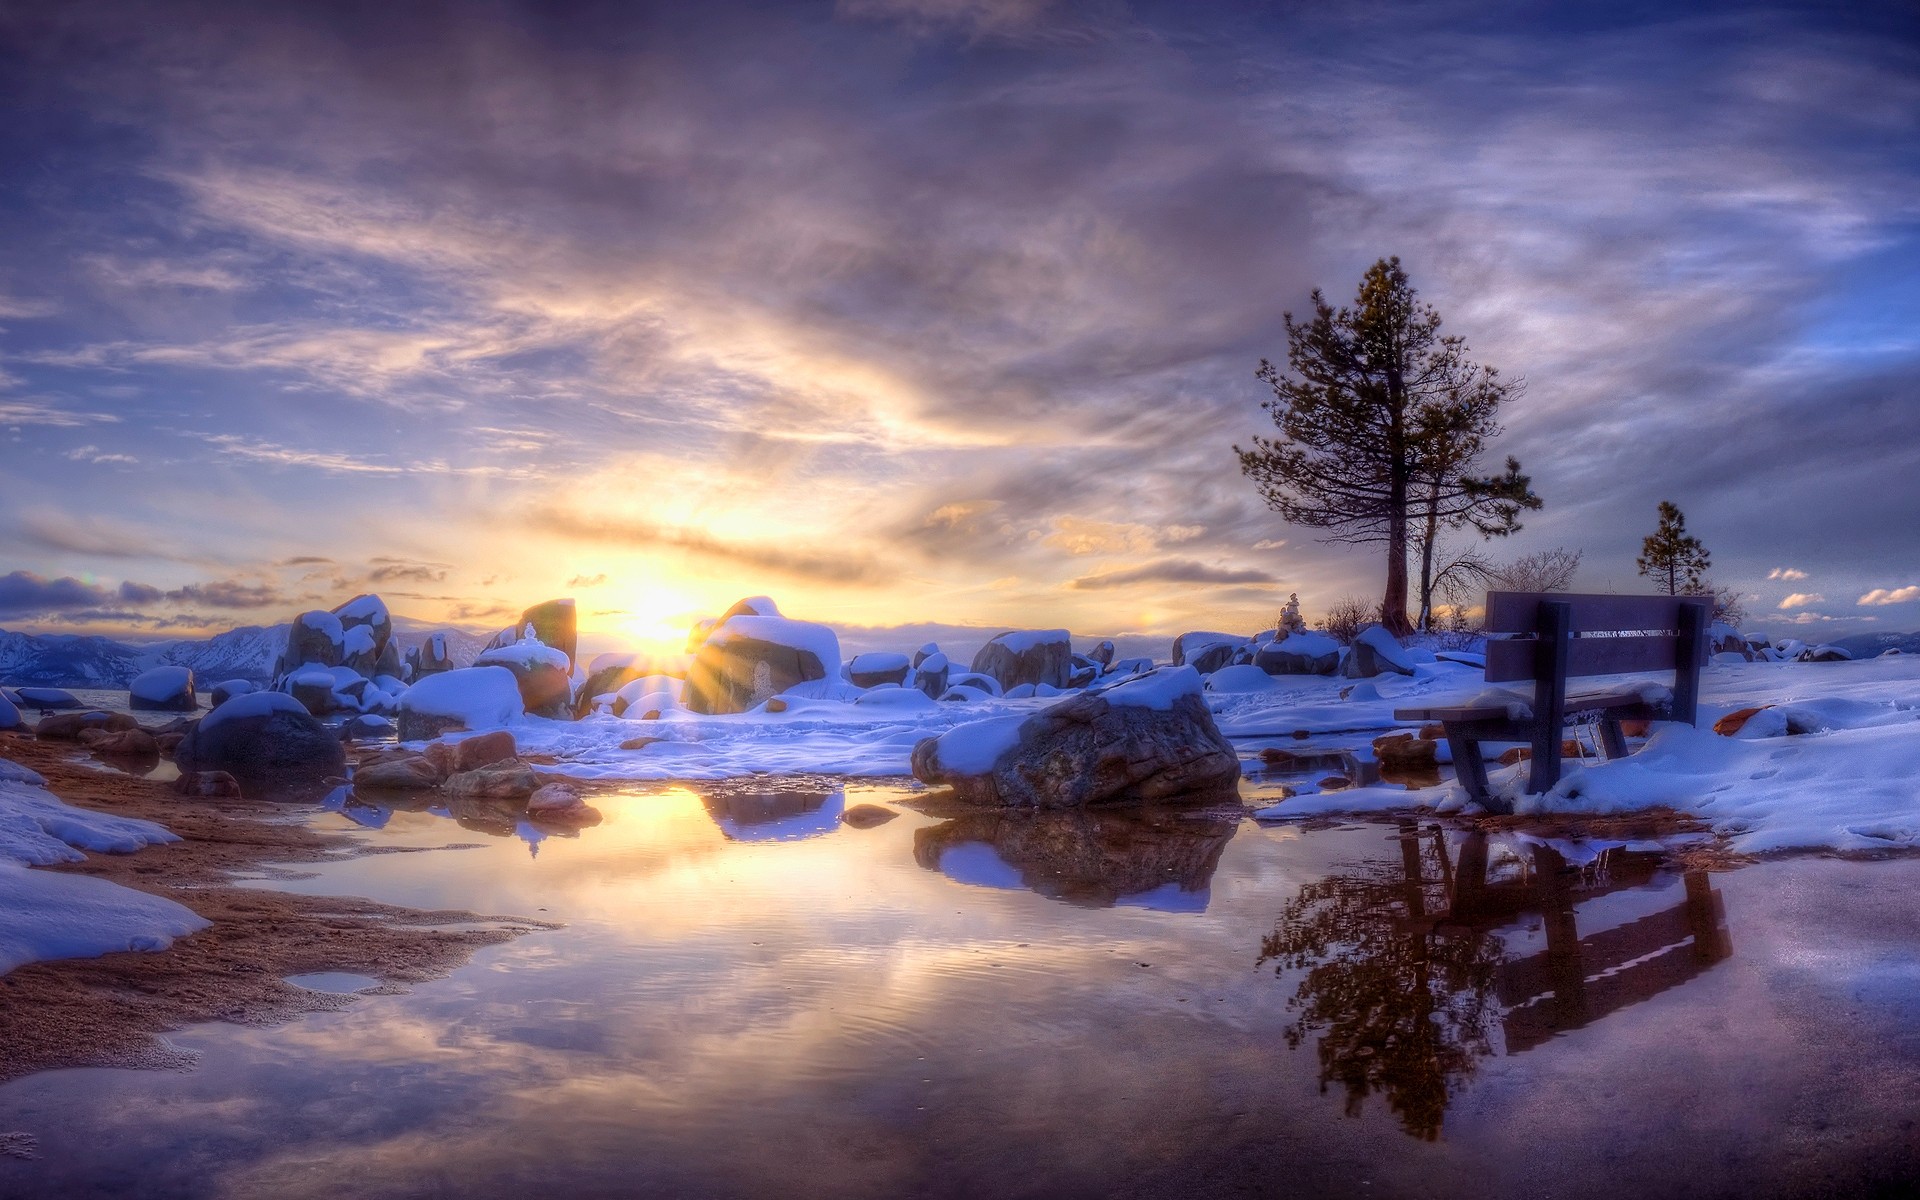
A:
[527,782,601,826]
[173,770,244,799]
[910,666,1241,808]
[354,755,444,790]
[840,803,899,828]
[35,711,138,739]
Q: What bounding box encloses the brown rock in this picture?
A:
[1498,747,1530,766]
[354,755,444,790]
[1260,748,1301,767]
[765,698,789,713]
[1317,775,1351,790]
[444,759,538,800]
[154,732,187,754]
[1618,719,1651,738]
[425,729,517,777]
[173,770,244,799]
[526,782,602,826]
[1371,733,1437,770]
[1714,706,1770,737]
[1418,723,1446,741]
[840,803,898,829]
[36,711,139,740]
[619,736,662,751]
[89,728,160,756]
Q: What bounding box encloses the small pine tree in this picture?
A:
[1636,502,1710,595]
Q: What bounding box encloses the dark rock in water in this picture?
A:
[154,731,187,754]
[970,630,1071,692]
[913,805,1237,909]
[35,710,138,739]
[1341,626,1415,678]
[174,770,243,799]
[527,783,601,825]
[16,687,83,710]
[685,628,834,715]
[1253,632,1341,676]
[354,755,443,790]
[486,599,578,669]
[175,692,346,791]
[130,666,197,712]
[910,668,1241,809]
[847,652,910,689]
[84,727,160,756]
[444,759,538,799]
[841,803,899,829]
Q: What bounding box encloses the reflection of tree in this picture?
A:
[1258,824,1503,1140]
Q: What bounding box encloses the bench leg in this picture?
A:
[1599,716,1629,761]
[1446,729,1501,812]
[1527,717,1562,796]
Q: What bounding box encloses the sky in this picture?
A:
[1,0,1917,653]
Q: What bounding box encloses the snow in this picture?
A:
[986,629,1069,655]
[849,651,910,674]
[1354,625,1415,671]
[1205,665,1283,693]
[335,594,389,623]
[296,610,346,645]
[1,775,207,974]
[924,715,1028,775]
[342,625,377,657]
[0,695,20,730]
[130,665,192,702]
[476,640,572,673]
[203,690,310,730]
[1098,665,1203,711]
[398,666,524,730]
[708,615,843,674]
[1276,631,1341,659]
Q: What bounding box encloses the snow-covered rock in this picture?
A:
[484,598,578,669]
[14,687,82,710]
[1172,631,1244,675]
[1254,632,1341,676]
[209,678,256,707]
[686,613,842,715]
[128,665,197,712]
[176,691,345,792]
[970,629,1072,692]
[1342,625,1415,678]
[475,638,575,718]
[848,651,911,688]
[911,666,1240,808]
[0,694,22,731]
[397,666,524,741]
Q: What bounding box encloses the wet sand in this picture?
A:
[0,733,553,1085]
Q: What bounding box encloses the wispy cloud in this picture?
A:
[1767,567,1810,581]
[1070,558,1276,590]
[0,400,121,427]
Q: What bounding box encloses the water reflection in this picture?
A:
[700,785,845,842]
[913,805,1237,911]
[1261,824,1732,1139]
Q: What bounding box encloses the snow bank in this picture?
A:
[398,666,524,731]
[1,776,208,974]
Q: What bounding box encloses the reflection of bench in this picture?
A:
[1395,591,1710,810]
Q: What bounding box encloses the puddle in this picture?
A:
[283,972,381,994]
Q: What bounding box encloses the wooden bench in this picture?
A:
[1394,591,1710,811]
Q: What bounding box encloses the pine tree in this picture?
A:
[1237,258,1537,636]
[1636,501,1710,595]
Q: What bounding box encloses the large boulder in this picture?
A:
[15,687,82,710]
[474,640,574,718]
[1172,631,1243,676]
[407,632,456,679]
[209,678,256,708]
[1086,640,1116,668]
[911,652,951,700]
[685,615,840,715]
[1341,625,1415,679]
[847,652,911,689]
[396,667,524,741]
[176,692,346,791]
[1254,631,1341,676]
[129,666,197,712]
[576,654,676,717]
[333,594,393,658]
[279,610,346,675]
[910,666,1241,809]
[970,630,1071,692]
[35,710,138,739]
[486,599,578,669]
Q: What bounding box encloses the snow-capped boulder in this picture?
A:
[1254,632,1341,676]
[971,630,1071,692]
[1800,644,1853,663]
[910,666,1241,808]
[1708,621,1751,661]
[176,691,345,791]
[1341,626,1415,679]
[475,639,574,718]
[279,610,346,675]
[1203,664,1282,694]
[611,674,684,719]
[848,652,911,689]
[1172,631,1243,676]
[396,666,524,741]
[912,642,942,669]
[577,654,676,717]
[407,632,456,679]
[484,599,578,669]
[911,652,951,700]
[341,714,393,741]
[128,665,197,712]
[685,615,841,715]
[209,678,256,708]
[720,595,781,621]
[1086,640,1116,668]
[15,687,82,710]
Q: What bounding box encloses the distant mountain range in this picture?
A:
[1833,631,1920,659]
[0,623,488,689]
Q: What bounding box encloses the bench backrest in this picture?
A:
[1484,591,1710,723]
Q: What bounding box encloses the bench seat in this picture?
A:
[1394,690,1653,725]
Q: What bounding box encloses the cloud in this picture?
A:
[531,508,888,586]
[276,556,334,566]
[64,444,139,464]
[1859,586,1920,606]
[1767,567,1809,581]
[1069,558,1276,590]
[1252,539,1288,551]
[16,510,166,559]
[1777,593,1825,609]
[366,557,451,584]
[0,400,121,427]
[0,571,116,615]
[567,574,608,588]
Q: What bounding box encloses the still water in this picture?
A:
[3,781,1918,1198]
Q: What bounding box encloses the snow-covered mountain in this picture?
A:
[1834,631,1920,658]
[0,622,487,688]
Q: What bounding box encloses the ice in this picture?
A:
[1,776,208,974]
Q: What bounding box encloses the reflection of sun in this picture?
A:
[610,581,697,657]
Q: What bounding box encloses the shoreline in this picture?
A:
[0,734,554,1086]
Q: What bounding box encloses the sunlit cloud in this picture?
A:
[1777,593,1825,609]
[1859,586,1920,606]
[1768,567,1809,581]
